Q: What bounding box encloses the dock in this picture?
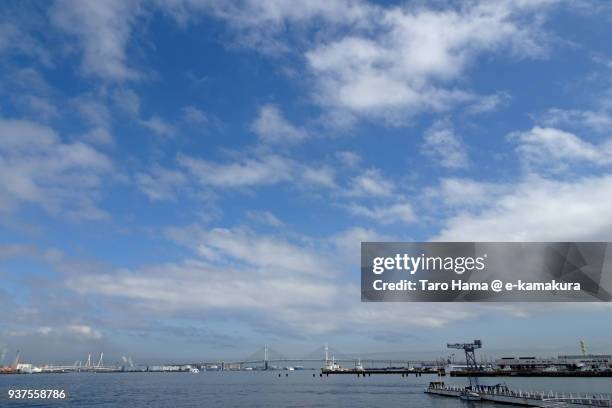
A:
[450,370,612,377]
[425,382,612,407]
[321,368,442,376]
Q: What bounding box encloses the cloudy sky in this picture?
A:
[1,0,612,364]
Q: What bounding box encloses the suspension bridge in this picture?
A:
[181,344,445,371]
[3,345,447,373]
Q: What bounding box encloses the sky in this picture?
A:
[1,0,612,365]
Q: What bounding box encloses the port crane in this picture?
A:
[447,340,482,389]
[447,340,482,370]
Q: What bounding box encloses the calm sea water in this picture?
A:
[1,371,611,407]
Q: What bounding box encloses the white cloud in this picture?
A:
[64,225,492,334]
[0,244,64,263]
[181,105,208,124]
[251,104,306,144]
[0,118,112,219]
[159,0,369,54]
[50,0,141,81]
[540,108,612,133]
[140,116,175,137]
[436,174,612,241]
[67,259,339,314]
[246,210,283,227]
[176,149,340,195]
[65,324,103,340]
[167,226,335,276]
[83,127,114,146]
[510,126,612,172]
[12,68,52,94]
[0,22,52,65]
[14,95,59,120]
[57,223,567,337]
[178,153,293,188]
[348,202,415,224]
[427,178,506,207]
[112,88,141,116]
[213,0,367,29]
[34,325,103,340]
[300,165,336,188]
[135,165,187,201]
[421,120,469,169]
[305,1,551,121]
[328,226,392,260]
[41,0,554,122]
[335,150,361,167]
[348,168,394,197]
[70,95,115,145]
[7,238,592,343]
[464,91,511,115]
[592,54,612,70]
[72,96,111,128]
[145,1,554,123]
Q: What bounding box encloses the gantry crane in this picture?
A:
[447,340,482,388]
[447,340,482,371]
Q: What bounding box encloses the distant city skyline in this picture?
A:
[1,0,612,364]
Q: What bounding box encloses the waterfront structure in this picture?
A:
[426,382,612,407]
[496,354,611,372]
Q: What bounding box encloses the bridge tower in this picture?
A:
[13,350,21,368]
[324,343,329,364]
[264,344,269,370]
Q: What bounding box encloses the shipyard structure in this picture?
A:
[428,340,611,407]
[494,354,611,373]
[448,353,611,377]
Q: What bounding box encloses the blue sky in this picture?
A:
[1,0,612,364]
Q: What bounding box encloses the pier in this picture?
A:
[427,339,612,407]
[426,382,612,407]
[321,368,442,376]
[450,370,612,377]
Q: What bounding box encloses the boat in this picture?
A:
[446,364,471,374]
[355,359,364,371]
[460,390,482,401]
[189,367,200,373]
[324,356,346,372]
